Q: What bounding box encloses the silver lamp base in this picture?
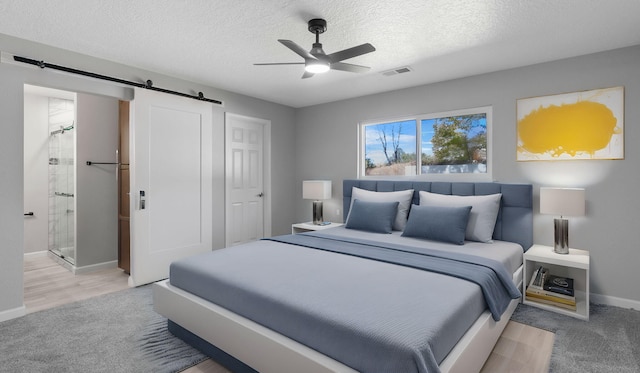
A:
[312,200,324,225]
[553,218,570,254]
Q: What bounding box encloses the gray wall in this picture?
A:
[76,93,119,268]
[0,33,296,319]
[295,45,640,307]
[23,93,50,254]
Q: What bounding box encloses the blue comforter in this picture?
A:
[170,231,521,373]
[267,232,521,321]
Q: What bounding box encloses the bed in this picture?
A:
[153,180,533,373]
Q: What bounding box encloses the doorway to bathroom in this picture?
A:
[23,85,77,267]
[23,84,120,275]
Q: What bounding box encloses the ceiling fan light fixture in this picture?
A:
[254,18,375,79]
[305,60,330,74]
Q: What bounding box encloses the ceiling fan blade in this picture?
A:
[330,62,371,73]
[254,62,305,66]
[327,43,375,63]
[278,39,316,60]
[301,71,315,79]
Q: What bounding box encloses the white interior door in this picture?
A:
[225,113,268,247]
[129,88,213,286]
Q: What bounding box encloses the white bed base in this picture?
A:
[153,266,522,373]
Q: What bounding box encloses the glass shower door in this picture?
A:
[48,97,76,265]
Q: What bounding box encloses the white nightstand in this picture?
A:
[291,222,344,234]
[523,244,590,320]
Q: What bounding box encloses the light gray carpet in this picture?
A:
[0,286,207,373]
[511,303,640,373]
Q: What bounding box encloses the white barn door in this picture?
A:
[129,88,213,287]
[225,113,268,247]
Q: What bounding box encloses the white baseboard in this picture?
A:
[591,293,640,310]
[44,251,118,275]
[73,260,118,275]
[24,250,48,257]
[0,305,26,323]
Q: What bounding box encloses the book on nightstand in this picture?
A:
[526,295,577,311]
[528,266,549,290]
[526,267,576,310]
[543,275,575,296]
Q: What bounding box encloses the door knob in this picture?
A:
[257,192,264,197]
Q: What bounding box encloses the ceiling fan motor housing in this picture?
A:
[308,18,327,34]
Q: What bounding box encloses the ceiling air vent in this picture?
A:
[381,66,413,76]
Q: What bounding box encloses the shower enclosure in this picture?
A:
[48,97,76,265]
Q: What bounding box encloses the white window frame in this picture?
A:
[358,106,492,181]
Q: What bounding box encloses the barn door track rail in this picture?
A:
[12,54,223,105]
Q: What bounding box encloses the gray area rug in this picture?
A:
[0,286,207,373]
[511,303,640,373]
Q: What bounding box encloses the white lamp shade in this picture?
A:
[540,187,585,217]
[303,180,332,200]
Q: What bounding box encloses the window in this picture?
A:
[359,106,491,179]
[362,119,417,176]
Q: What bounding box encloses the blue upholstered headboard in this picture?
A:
[343,180,533,251]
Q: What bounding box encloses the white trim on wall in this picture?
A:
[0,306,25,323]
[591,293,640,310]
[74,260,118,275]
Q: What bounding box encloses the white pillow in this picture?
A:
[349,187,414,231]
[419,191,502,243]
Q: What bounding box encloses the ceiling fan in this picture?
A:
[254,18,376,79]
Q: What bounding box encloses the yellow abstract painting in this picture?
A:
[517,86,624,161]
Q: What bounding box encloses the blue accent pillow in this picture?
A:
[349,187,414,231]
[419,191,502,243]
[345,199,399,234]
[402,205,472,245]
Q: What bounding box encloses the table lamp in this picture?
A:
[540,187,585,254]
[303,180,332,225]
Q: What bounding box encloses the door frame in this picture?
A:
[224,112,272,247]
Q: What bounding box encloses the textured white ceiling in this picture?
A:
[1,0,639,108]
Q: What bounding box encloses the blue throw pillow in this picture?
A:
[419,191,502,243]
[402,205,472,245]
[345,199,399,234]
